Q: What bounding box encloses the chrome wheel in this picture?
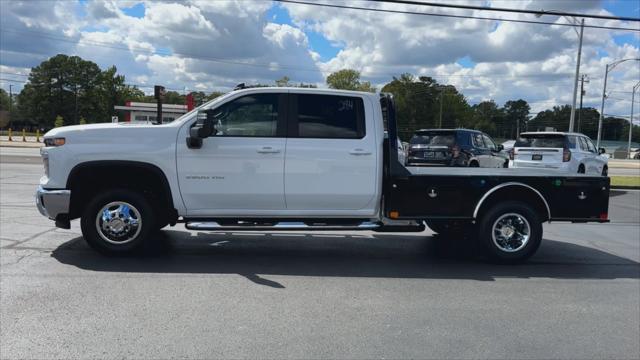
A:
[491,213,530,253]
[95,201,142,244]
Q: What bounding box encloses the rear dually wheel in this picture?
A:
[477,201,542,264]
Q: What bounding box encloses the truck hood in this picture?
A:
[44,122,160,138]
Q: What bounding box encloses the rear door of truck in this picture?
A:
[284,92,379,213]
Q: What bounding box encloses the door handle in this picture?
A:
[349,148,372,155]
[257,147,280,154]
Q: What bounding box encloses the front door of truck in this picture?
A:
[284,93,379,214]
[176,92,288,216]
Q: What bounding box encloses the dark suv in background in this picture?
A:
[406,129,508,167]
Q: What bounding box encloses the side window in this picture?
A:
[296,94,365,139]
[566,135,578,149]
[214,94,279,137]
[579,137,589,151]
[482,134,497,151]
[471,133,486,149]
[586,138,597,153]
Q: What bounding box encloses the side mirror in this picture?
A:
[187,110,216,149]
[497,144,504,152]
[598,148,606,155]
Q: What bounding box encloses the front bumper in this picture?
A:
[35,186,71,220]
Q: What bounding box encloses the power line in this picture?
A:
[369,0,640,22]
[0,70,579,81]
[275,0,640,32]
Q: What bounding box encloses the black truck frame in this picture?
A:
[381,93,610,222]
[380,93,609,262]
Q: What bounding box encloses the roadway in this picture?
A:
[1,159,639,359]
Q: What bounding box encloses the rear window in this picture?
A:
[515,135,566,148]
[410,132,456,146]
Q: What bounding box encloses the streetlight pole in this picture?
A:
[628,82,640,159]
[536,10,583,132]
[596,58,640,148]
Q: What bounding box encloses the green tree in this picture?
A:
[79,116,87,125]
[54,115,64,127]
[0,89,12,111]
[275,76,290,87]
[326,69,375,92]
[0,89,13,129]
[17,54,143,127]
[381,74,473,140]
[502,99,530,139]
[471,101,502,136]
[528,105,571,133]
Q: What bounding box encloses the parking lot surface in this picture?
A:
[1,161,639,359]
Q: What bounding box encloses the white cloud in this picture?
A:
[1,0,638,121]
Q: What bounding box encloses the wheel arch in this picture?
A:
[66,160,177,224]
[473,182,551,221]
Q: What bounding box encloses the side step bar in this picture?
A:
[185,221,380,231]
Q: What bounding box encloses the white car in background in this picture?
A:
[510,132,608,176]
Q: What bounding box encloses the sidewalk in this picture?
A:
[608,159,640,169]
[0,136,43,148]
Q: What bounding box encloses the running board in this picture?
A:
[185,221,380,231]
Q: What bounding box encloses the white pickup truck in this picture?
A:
[36,87,610,263]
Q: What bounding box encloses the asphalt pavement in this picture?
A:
[1,160,639,359]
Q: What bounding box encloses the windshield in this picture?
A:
[515,135,566,148]
[410,132,456,146]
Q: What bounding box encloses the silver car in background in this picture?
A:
[509,132,608,176]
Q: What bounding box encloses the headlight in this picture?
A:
[44,137,65,147]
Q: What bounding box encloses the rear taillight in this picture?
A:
[563,148,571,162]
[508,149,514,160]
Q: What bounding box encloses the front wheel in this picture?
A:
[477,201,542,264]
[81,189,156,255]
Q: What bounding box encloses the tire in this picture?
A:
[469,161,479,167]
[81,189,156,255]
[426,219,472,237]
[578,164,585,174]
[601,166,608,177]
[477,201,542,264]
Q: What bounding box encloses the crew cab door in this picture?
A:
[176,92,287,215]
[284,93,379,214]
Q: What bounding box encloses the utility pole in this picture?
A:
[8,84,13,129]
[154,85,165,125]
[628,82,640,159]
[436,85,446,128]
[578,74,589,133]
[439,90,444,128]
